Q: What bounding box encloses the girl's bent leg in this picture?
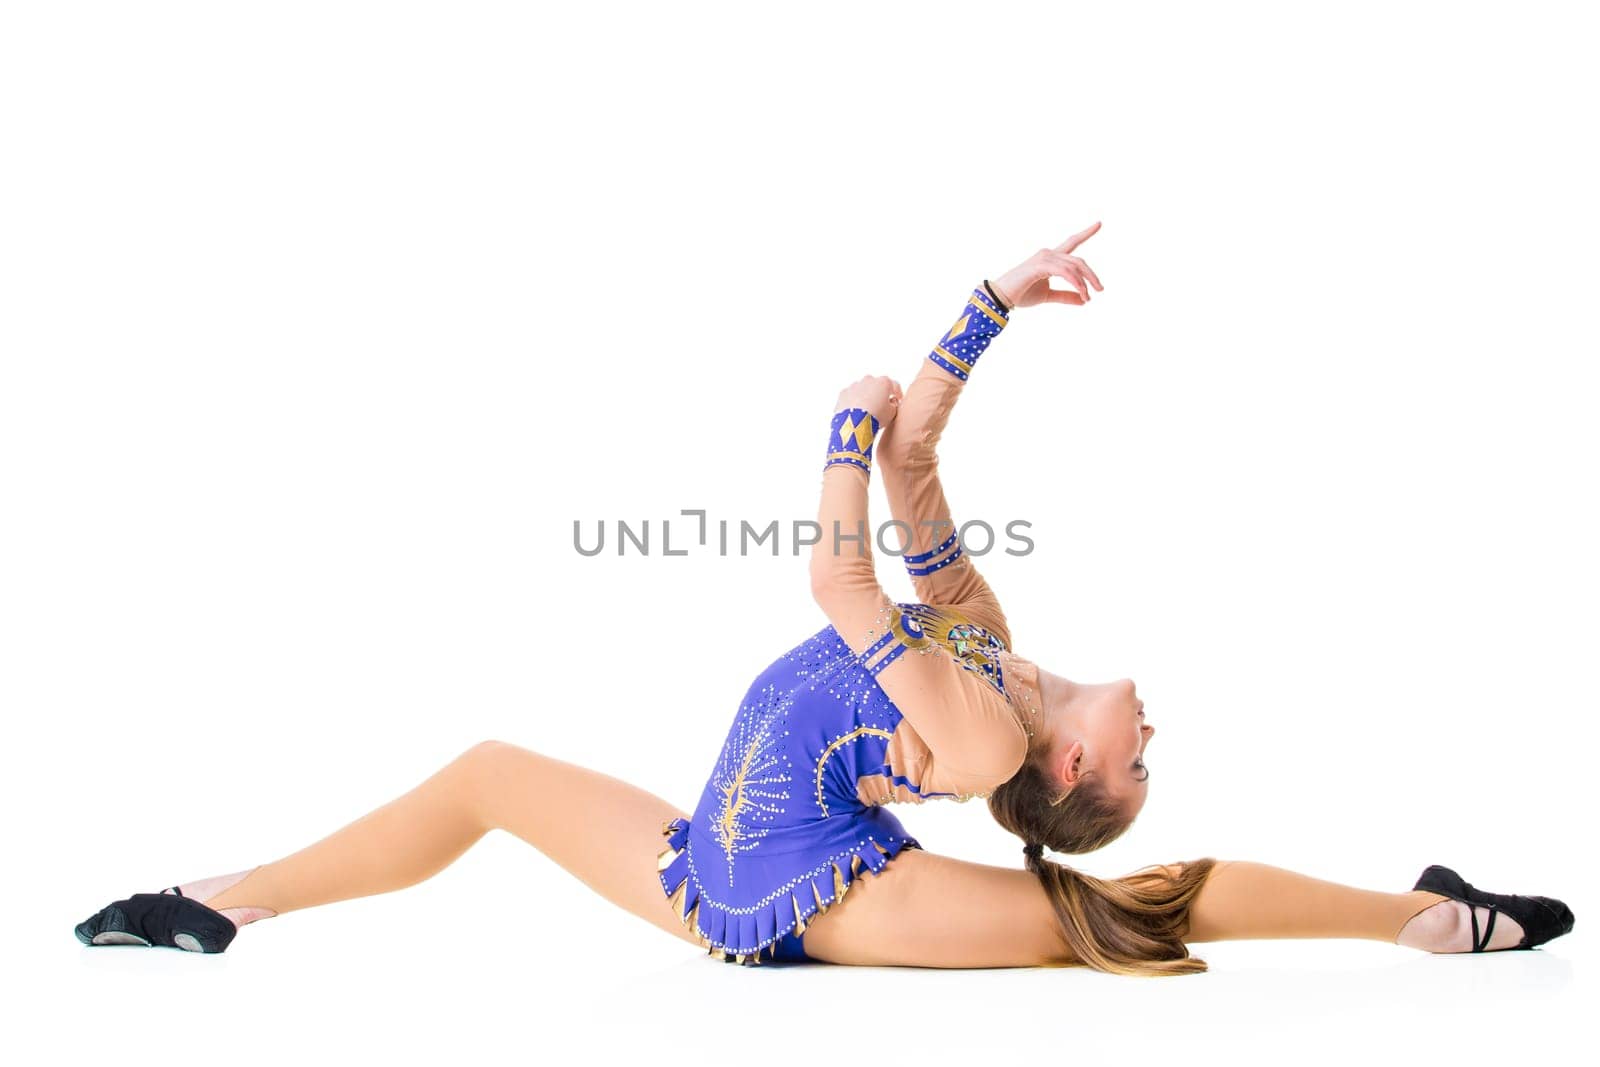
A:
[199,740,704,948]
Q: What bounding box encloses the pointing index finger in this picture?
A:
[1056,221,1102,254]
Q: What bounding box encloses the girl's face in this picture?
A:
[1057,678,1154,813]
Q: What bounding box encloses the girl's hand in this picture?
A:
[833,374,903,429]
[990,222,1105,309]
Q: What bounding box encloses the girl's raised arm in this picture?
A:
[876,285,1016,645]
[877,226,1105,649]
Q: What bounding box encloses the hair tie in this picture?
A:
[1022,842,1045,861]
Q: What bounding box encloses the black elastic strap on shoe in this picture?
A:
[1474,907,1498,952]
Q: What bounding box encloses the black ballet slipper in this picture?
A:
[75,891,238,953]
[1413,865,1575,952]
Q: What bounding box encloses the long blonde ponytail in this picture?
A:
[1024,848,1217,976]
[989,752,1218,976]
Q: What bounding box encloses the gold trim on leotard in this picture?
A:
[657,819,900,965]
[813,726,894,817]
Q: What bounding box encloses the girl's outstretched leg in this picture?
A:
[1183,861,1527,951]
[798,852,1558,970]
[78,740,705,950]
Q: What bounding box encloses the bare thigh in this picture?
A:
[470,741,704,950]
[799,847,1073,967]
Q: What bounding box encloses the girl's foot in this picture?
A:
[1398,898,1528,952]
[75,892,239,953]
[75,868,276,952]
[1397,865,1574,953]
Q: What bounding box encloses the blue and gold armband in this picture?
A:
[859,602,1009,698]
[904,527,962,577]
[824,407,882,474]
[928,285,1010,381]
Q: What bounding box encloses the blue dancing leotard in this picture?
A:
[658,284,1040,964]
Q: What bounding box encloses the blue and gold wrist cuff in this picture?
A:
[824,407,883,474]
[904,528,963,577]
[928,285,1010,381]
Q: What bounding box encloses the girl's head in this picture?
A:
[988,672,1216,975]
[991,674,1153,852]
[1036,675,1154,824]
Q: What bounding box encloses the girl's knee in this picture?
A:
[459,739,527,768]
[447,741,536,831]
[451,740,534,795]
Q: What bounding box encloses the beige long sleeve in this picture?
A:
[877,354,1014,648]
[810,427,1030,795]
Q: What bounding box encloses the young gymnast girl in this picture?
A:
[75,223,1573,975]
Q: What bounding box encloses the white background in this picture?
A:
[3,1,1595,1063]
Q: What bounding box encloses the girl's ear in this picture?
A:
[1056,739,1085,788]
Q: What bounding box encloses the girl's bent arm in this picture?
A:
[809,386,1028,786]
